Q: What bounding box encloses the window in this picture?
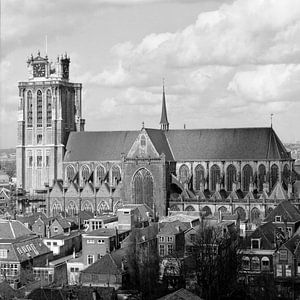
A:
[159,245,165,256]
[195,164,205,190]
[53,242,57,246]
[66,165,75,182]
[96,165,105,184]
[251,257,260,271]
[46,156,50,167]
[87,255,94,265]
[297,262,300,275]
[251,239,260,249]
[279,250,288,261]
[37,134,42,144]
[258,164,266,191]
[123,211,130,215]
[287,227,292,238]
[210,164,221,191]
[97,254,102,260]
[28,156,33,167]
[27,91,33,127]
[0,249,8,258]
[286,265,292,277]
[98,239,105,244]
[261,257,270,271]
[46,242,51,246]
[53,227,58,232]
[167,236,173,243]
[81,165,90,183]
[46,90,52,126]
[270,164,279,189]
[179,164,189,184]
[277,264,283,277]
[167,244,173,255]
[87,239,95,244]
[242,164,253,191]
[159,236,165,242]
[111,165,121,183]
[37,90,43,127]
[190,234,196,243]
[226,164,237,191]
[275,216,282,223]
[37,156,42,167]
[242,256,250,270]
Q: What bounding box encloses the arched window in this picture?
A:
[235,207,246,221]
[36,90,43,127]
[266,207,273,217]
[96,165,106,185]
[195,164,205,190]
[251,257,260,271]
[111,165,121,185]
[270,164,279,189]
[251,207,261,224]
[202,206,212,216]
[81,165,90,184]
[258,164,266,191]
[242,256,250,270]
[82,201,93,212]
[170,205,180,211]
[210,164,220,191]
[218,206,227,213]
[66,165,76,182]
[226,164,236,191]
[27,91,33,127]
[242,164,253,191]
[98,201,109,213]
[261,257,270,271]
[132,169,154,208]
[46,90,52,127]
[52,203,62,216]
[185,205,195,212]
[67,201,77,216]
[179,164,189,184]
[282,164,290,187]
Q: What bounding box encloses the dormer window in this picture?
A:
[275,216,282,223]
[251,238,260,249]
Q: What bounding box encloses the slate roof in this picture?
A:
[81,248,126,276]
[264,200,300,223]
[64,127,290,162]
[17,212,49,227]
[157,288,203,300]
[282,234,300,254]
[249,222,276,250]
[158,220,190,235]
[0,219,34,239]
[64,131,139,161]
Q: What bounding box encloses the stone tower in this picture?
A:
[17,51,85,194]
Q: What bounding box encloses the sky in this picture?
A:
[1,0,300,149]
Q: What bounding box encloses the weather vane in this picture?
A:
[270,113,274,128]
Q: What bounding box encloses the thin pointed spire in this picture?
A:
[160,78,169,131]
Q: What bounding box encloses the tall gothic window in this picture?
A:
[27,91,33,127]
[46,89,52,127]
[132,169,154,208]
[179,164,189,184]
[210,164,220,191]
[67,201,77,216]
[282,164,290,187]
[226,164,236,191]
[235,207,246,221]
[82,201,93,212]
[270,164,279,189]
[111,165,121,185]
[242,164,253,191]
[52,203,62,216]
[195,164,205,190]
[258,164,266,191]
[36,90,43,127]
[66,165,76,182]
[251,207,261,224]
[96,165,105,185]
[81,165,90,184]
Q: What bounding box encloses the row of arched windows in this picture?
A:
[26,90,52,127]
[178,163,289,192]
[65,164,121,186]
[242,256,270,271]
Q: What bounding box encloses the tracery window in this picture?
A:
[66,165,76,182]
[67,201,77,216]
[81,165,90,183]
[82,201,93,212]
[251,207,260,224]
[282,164,290,186]
[210,164,220,191]
[258,164,266,191]
[27,91,33,127]
[226,164,236,191]
[96,165,106,185]
[36,90,43,127]
[132,169,153,208]
[270,164,279,189]
[179,164,189,184]
[242,164,253,191]
[46,90,52,126]
[52,203,62,216]
[195,164,205,190]
[111,165,121,185]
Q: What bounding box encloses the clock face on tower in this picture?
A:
[33,63,46,77]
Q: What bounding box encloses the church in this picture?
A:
[16,52,297,221]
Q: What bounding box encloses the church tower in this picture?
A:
[160,83,169,131]
[17,51,85,194]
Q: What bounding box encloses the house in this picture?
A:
[0,219,53,288]
[80,248,128,288]
[49,216,72,237]
[239,222,278,284]
[43,230,81,257]
[82,228,130,266]
[264,199,300,238]
[66,253,85,285]
[0,187,10,208]
[84,214,118,231]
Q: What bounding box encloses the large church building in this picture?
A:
[17,53,297,221]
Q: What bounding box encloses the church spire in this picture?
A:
[160,79,169,131]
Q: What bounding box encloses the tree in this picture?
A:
[187,222,240,300]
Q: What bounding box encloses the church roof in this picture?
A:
[64,127,290,162]
[64,131,139,162]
